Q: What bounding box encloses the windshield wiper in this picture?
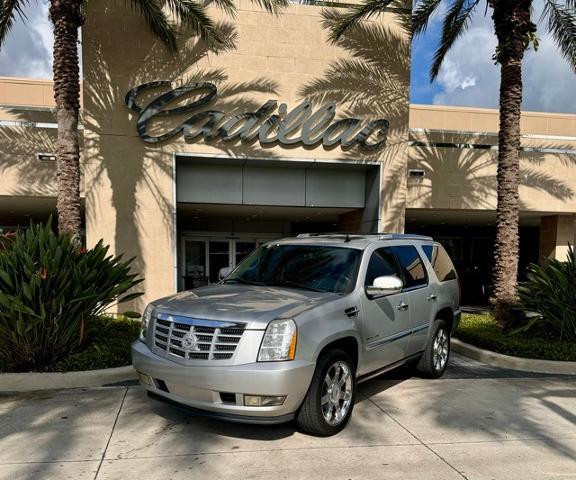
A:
[271,280,327,293]
[223,278,265,286]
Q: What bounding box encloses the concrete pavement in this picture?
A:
[1,354,575,480]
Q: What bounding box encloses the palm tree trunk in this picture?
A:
[491,0,535,325]
[49,0,85,240]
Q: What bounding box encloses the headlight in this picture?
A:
[140,304,153,342]
[258,319,297,362]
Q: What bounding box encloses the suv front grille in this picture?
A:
[152,313,246,362]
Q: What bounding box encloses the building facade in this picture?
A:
[0,0,575,307]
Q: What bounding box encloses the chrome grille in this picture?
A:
[152,312,246,362]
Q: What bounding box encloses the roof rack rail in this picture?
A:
[296,232,433,241]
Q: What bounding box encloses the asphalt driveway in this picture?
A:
[1,354,575,480]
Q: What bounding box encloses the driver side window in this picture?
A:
[364,248,401,286]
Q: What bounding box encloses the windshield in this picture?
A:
[224,244,362,294]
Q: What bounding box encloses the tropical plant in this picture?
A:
[329,0,576,325]
[0,222,143,371]
[0,0,287,241]
[0,232,14,251]
[517,244,576,341]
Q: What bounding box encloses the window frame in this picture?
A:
[421,243,458,284]
[363,246,404,288]
[391,244,429,292]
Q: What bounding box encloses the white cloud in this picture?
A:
[432,1,576,114]
[0,2,53,78]
[437,58,479,92]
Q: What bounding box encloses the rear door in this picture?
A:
[421,241,460,319]
[359,246,411,373]
[391,244,437,356]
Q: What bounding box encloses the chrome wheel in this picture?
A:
[433,328,449,372]
[321,361,353,426]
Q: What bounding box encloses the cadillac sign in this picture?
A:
[125,81,389,151]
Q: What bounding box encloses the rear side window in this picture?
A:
[392,246,427,289]
[364,247,400,286]
[422,244,457,282]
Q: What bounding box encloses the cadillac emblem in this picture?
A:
[181,332,199,351]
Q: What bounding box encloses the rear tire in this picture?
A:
[296,349,356,436]
[416,319,450,378]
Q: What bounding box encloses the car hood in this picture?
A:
[151,284,339,329]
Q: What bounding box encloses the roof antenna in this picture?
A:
[344,234,351,243]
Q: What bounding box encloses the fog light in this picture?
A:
[244,395,286,407]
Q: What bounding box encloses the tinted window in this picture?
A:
[422,244,457,282]
[226,244,362,294]
[392,245,427,289]
[364,248,400,286]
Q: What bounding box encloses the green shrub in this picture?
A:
[0,315,140,373]
[0,222,143,372]
[455,313,576,361]
[51,316,140,372]
[517,245,576,341]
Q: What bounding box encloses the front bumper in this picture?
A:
[132,341,316,422]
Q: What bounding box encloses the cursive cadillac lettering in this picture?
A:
[125,81,389,151]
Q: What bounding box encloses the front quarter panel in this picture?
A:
[294,294,362,368]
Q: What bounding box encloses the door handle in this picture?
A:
[397,301,409,311]
[427,294,438,302]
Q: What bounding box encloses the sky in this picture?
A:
[0,1,575,114]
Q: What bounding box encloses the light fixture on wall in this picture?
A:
[36,153,56,162]
[408,169,425,178]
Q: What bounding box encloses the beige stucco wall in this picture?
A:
[408,104,576,214]
[81,0,411,307]
[0,81,58,197]
[410,104,576,137]
[0,77,82,199]
[0,77,55,107]
[539,215,576,261]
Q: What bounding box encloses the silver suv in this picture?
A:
[132,233,461,436]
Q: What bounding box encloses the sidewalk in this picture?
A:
[1,354,575,480]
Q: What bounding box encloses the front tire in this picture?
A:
[296,349,356,436]
[416,319,450,378]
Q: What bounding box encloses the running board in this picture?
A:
[357,351,424,384]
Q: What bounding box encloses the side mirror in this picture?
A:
[365,275,403,299]
[218,267,232,281]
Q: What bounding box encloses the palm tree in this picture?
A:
[0,0,286,241]
[330,0,576,325]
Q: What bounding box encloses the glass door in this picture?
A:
[180,235,276,290]
[182,240,207,290]
[234,241,257,266]
[208,240,231,283]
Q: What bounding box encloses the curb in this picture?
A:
[452,338,576,375]
[0,365,138,393]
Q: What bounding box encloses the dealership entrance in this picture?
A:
[175,156,381,290]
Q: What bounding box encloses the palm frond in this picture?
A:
[0,0,29,47]
[542,0,576,72]
[130,0,178,51]
[321,8,409,67]
[328,0,397,43]
[203,0,237,18]
[248,0,288,14]
[430,0,480,80]
[161,0,227,49]
[412,0,443,37]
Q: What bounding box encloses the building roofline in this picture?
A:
[410,103,576,119]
